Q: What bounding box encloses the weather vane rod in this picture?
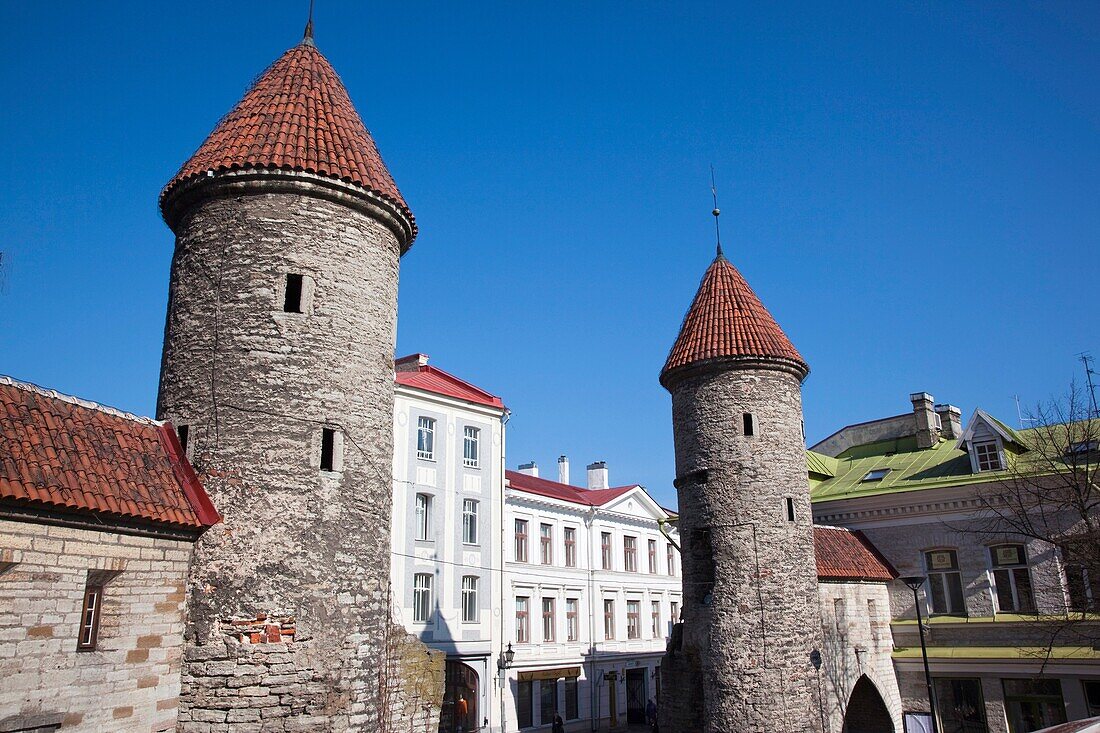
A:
[711,165,723,258]
[303,0,315,44]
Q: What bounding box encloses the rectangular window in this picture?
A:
[516,597,530,643]
[413,573,432,623]
[670,601,680,626]
[461,576,478,623]
[320,427,336,471]
[283,273,303,313]
[786,497,796,522]
[517,680,533,728]
[1003,678,1066,733]
[624,536,637,573]
[540,523,553,565]
[627,600,641,639]
[415,494,432,541]
[743,412,756,436]
[566,598,578,641]
[77,583,103,651]
[601,532,613,570]
[462,499,479,545]
[540,680,558,727]
[416,416,435,460]
[565,676,579,720]
[1084,680,1100,717]
[542,597,555,642]
[648,539,658,574]
[667,543,676,575]
[925,549,966,615]
[1063,540,1100,611]
[651,601,661,638]
[974,441,1003,471]
[564,527,577,567]
[603,599,615,640]
[463,426,480,467]
[515,520,529,563]
[990,545,1034,613]
[933,678,987,733]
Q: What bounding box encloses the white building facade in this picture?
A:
[502,461,682,732]
[390,354,508,733]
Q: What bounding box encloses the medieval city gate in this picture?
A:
[842,676,894,733]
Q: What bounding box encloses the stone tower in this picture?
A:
[156,25,417,732]
[658,248,824,733]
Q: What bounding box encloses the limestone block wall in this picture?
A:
[661,365,823,733]
[379,624,445,733]
[157,181,409,731]
[817,580,902,733]
[0,519,191,732]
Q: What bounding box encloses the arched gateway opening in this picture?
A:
[842,675,894,733]
[440,661,479,733]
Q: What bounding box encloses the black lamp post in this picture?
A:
[498,642,516,670]
[810,649,826,733]
[900,576,939,733]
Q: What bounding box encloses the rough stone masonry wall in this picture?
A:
[0,518,191,732]
[378,624,445,733]
[660,366,824,733]
[157,184,411,732]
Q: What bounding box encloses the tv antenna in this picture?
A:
[1079,352,1098,418]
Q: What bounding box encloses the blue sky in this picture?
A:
[1,2,1097,508]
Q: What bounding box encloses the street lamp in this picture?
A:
[900,576,939,733]
[498,642,515,670]
[810,649,826,733]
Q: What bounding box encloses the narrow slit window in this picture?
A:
[283,273,304,313]
[78,583,103,651]
[785,497,795,522]
[743,413,755,436]
[320,428,336,471]
[176,424,189,453]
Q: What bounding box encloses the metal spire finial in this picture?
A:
[302,0,316,45]
[710,165,723,259]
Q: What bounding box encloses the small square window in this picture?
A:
[283,273,304,313]
[861,468,890,482]
[973,441,1002,471]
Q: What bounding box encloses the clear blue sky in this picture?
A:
[1,2,1097,508]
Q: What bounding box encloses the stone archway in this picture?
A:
[842,675,894,733]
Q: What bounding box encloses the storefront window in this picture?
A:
[933,678,987,733]
[516,680,533,728]
[565,676,579,720]
[1003,679,1066,733]
[540,679,558,726]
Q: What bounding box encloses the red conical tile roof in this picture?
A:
[161,41,413,235]
[661,254,807,385]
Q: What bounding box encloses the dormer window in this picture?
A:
[973,441,1003,471]
[861,468,891,482]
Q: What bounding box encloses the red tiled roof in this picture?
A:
[506,470,636,507]
[395,355,504,409]
[813,526,896,582]
[161,40,413,235]
[0,377,220,531]
[661,254,807,383]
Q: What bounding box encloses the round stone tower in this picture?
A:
[658,248,824,733]
[156,27,416,732]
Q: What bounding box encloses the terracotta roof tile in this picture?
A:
[662,254,807,382]
[813,526,896,582]
[161,41,413,237]
[0,377,219,531]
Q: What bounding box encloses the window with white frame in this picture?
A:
[515,519,529,563]
[990,544,1035,613]
[925,549,966,615]
[413,573,432,623]
[603,599,615,639]
[415,494,432,541]
[542,597,555,642]
[564,527,577,567]
[463,426,480,467]
[77,582,103,651]
[516,597,530,643]
[540,524,553,565]
[462,499,479,545]
[461,576,479,622]
[416,416,435,460]
[973,440,1003,471]
[566,598,578,641]
[626,600,641,639]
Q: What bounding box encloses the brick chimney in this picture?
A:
[935,404,962,439]
[395,353,428,372]
[558,455,570,485]
[518,461,538,477]
[587,461,609,490]
[910,392,940,449]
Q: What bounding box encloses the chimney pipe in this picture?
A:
[934,404,962,439]
[587,461,609,490]
[518,461,539,478]
[910,392,940,449]
[558,455,570,485]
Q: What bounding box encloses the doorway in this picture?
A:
[440,660,479,733]
[626,668,647,725]
[842,675,894,733]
